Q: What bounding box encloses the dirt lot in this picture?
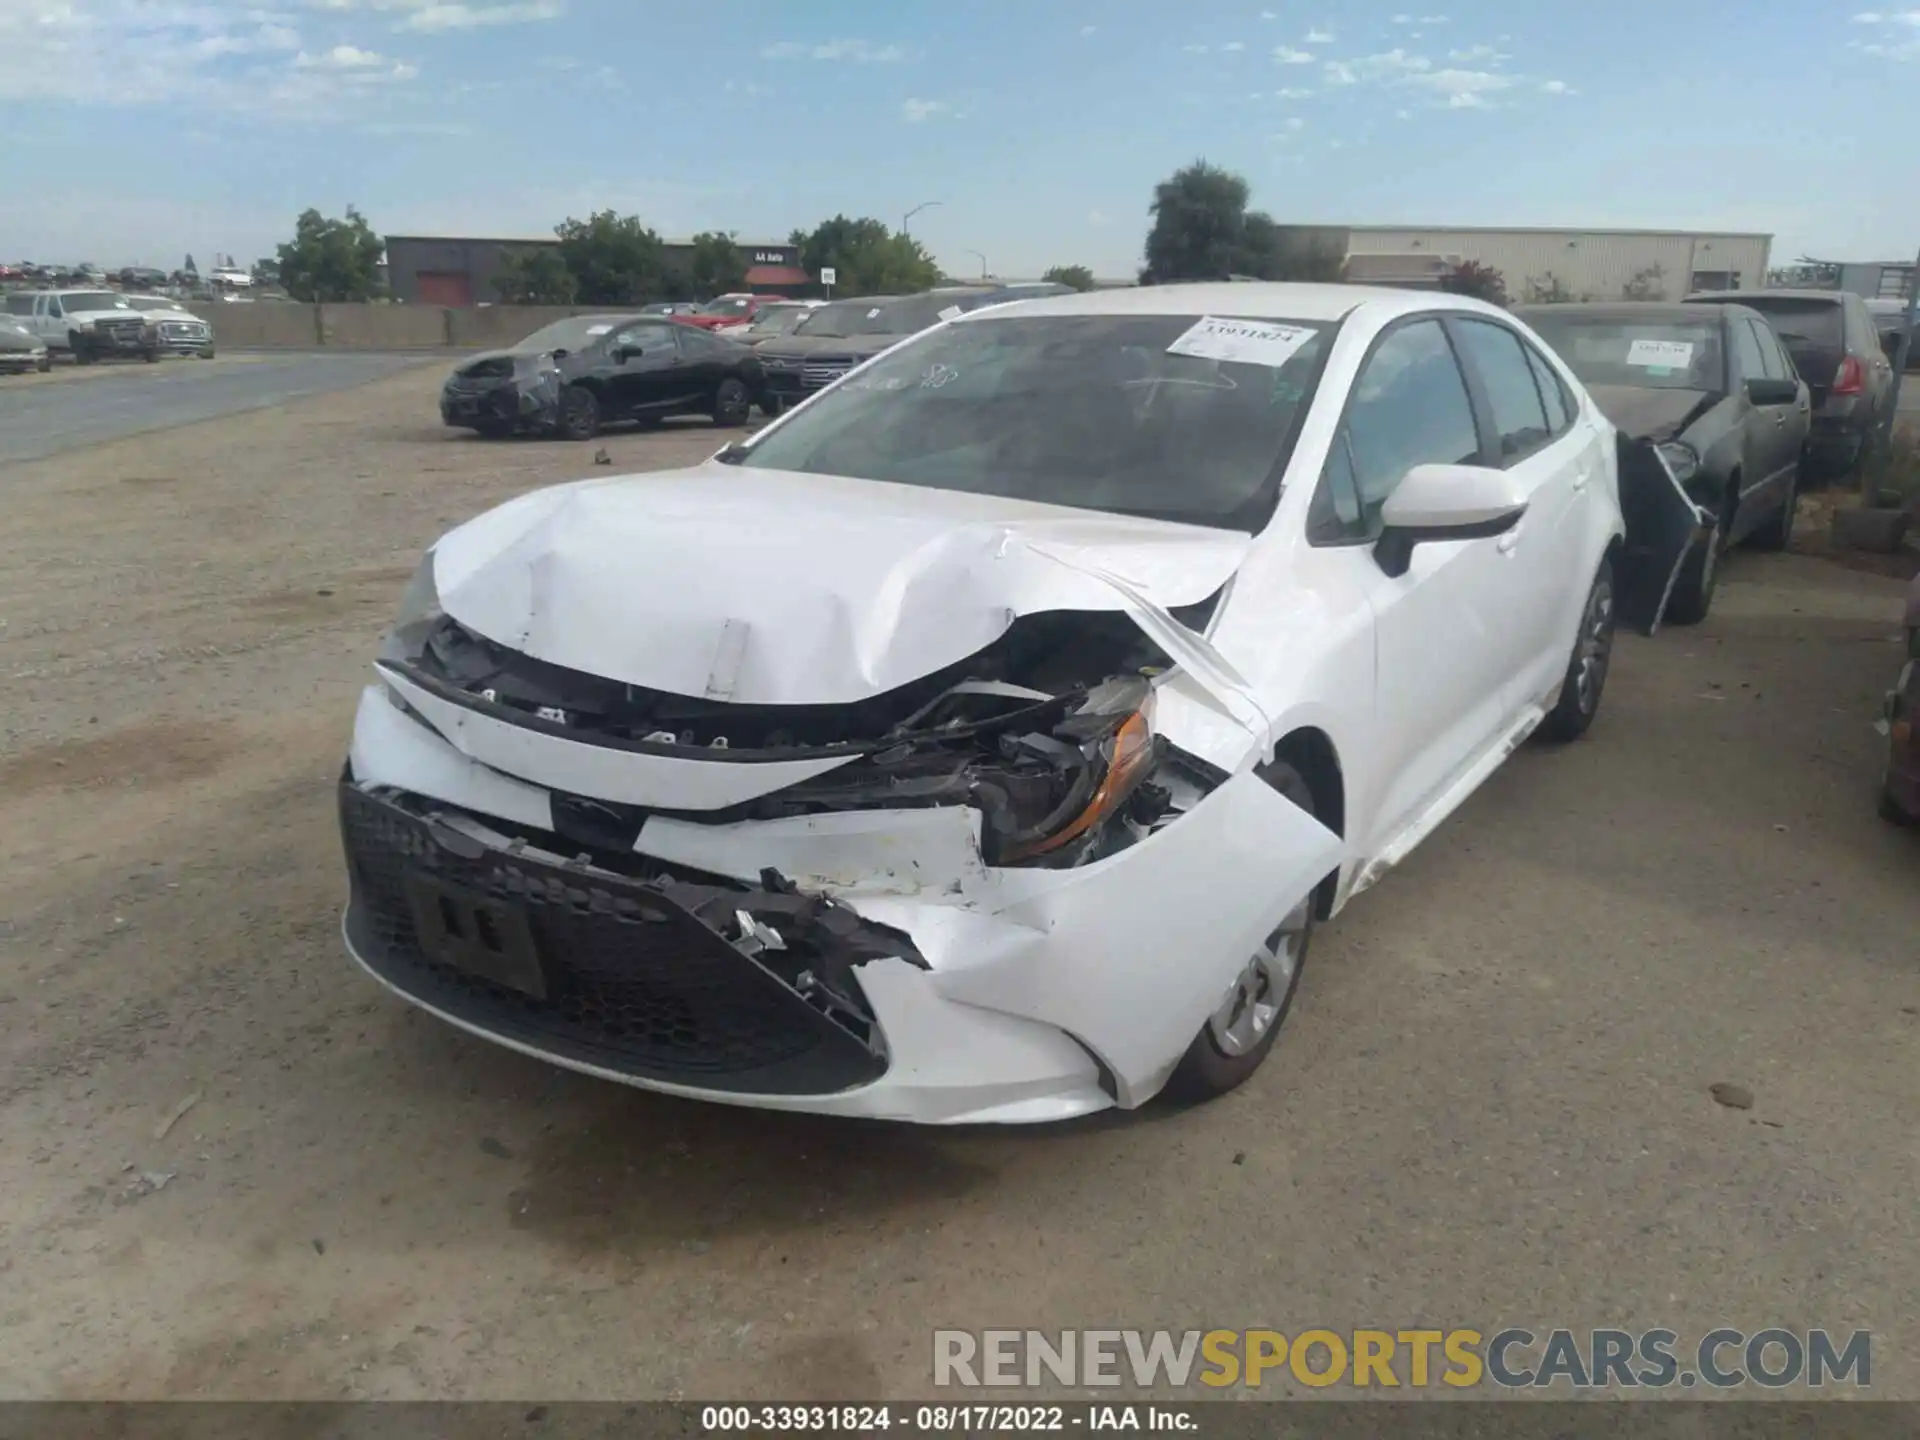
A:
[2,365,1918,1401]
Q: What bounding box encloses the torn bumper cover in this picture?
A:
[339,471,1344,1123]
[440,355,563,434]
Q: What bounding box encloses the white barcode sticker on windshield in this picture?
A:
[938,305,963,321]
[585,324,613,335]
[1167,315,1318,368]
[1626,338,1693,368]
[867,307,882,319]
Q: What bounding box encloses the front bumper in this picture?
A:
[152,323,213,355]
[441,379,549,431]
[0,351,44,371]
[342,681,1341,1123]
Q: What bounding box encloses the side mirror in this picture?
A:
[1375,464,1528,579]
[1745,377,1798,406]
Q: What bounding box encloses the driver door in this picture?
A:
[605,322,687,418]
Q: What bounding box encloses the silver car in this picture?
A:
[0,316,50,373]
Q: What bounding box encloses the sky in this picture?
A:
[3,0,1917,280]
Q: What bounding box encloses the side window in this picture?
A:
[46,296,63,318]
[1522,342,1574,436]
[1748,319,1790,381]
[1452,319,1551,462]
[1315,318,1481,540]
[613,323,678,356]
[1728,316,1765,383]
[5,294,33,315]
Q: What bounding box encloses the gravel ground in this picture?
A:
[1,366,1917,1401]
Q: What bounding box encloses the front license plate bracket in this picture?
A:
[404,873,547,999]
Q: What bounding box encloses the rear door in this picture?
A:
[1745,298,1844,410]
[1739,316,1806,532]
[1446,315,1603,710]
[604,322,690,416]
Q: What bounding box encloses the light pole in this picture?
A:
[965,248,987,279]
[902,200,942,235]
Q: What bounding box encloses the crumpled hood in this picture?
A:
[1586,384,1716,441]
[430,465,1253,706]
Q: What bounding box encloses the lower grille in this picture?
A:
[95,319,145,345]
[801,356,856,388]
[339,780,893,1094]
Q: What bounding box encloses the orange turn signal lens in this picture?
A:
[1002,711,1155,862]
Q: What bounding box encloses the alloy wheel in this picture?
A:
[1576,578,1615,715]
[1207,896,1312,1057]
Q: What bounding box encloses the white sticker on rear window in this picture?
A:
[1166,315,1318,368]
[938,305,963,321]
[585,324,613,335]
[867,307,882,319]
[1626,338,1693,368]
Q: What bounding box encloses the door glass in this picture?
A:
[1523,344,1573,434]
[1453,319,1551,461]
[1748,319,1790,382]
[614,323,678,357]
[1728,316,1765,383]
[1338,318,1481,534]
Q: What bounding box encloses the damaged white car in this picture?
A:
[341,283,1692,1124]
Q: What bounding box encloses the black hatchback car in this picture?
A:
[1684,287,1894,478]
[1518,301,1809,624]
[440,314,766,441]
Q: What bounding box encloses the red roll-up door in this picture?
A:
[417,271,474,307]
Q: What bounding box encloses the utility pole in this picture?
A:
[903,200,942,235]
[1883,244,1920,451]
[965,249,987,280]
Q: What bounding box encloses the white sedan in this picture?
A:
[340,283,1690,1124]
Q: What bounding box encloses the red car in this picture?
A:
[674,293,766,332]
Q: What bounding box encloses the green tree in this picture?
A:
[250,257,280,288]
[688,231,748,298]
[1442,260,1509,307]
[1522,272,1578,305]
[495,247,577,304]
[275,206,385,302]
[1142,160,1250,283]
[553,210,667,305]
[792,215,940,294]
[1042,264,1097,292]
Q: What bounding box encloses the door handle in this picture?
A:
[1774,413,1787,426]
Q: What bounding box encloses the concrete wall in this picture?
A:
[1339,228,1772,302]
[206,303,622,350]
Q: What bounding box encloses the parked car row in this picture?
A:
[439,282,1072,440]
[1,288,216,364]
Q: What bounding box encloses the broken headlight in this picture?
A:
[991,678,1161,865]
[1654,440,1700,485]
[377,549,443,667]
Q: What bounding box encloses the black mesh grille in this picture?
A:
[340,782,889,1094]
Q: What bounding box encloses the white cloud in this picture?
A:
[1409,65,1509,96]
[1539,78,1575,94]
[1274,44,1314,62]
[900,97,949,121]
[1392,10,1448,20]
[761,38,908,61]
[1222,39,1246,51]
[1305,26,1335,42]
[1285,116,1304,129]
[295,43,389,68]
[1079,23,1096,35]
[1353,47,1431,76]
[1851,9,1920,56]
[1448,91,1489,107]
[1276,85,1313,97]
[1395,108,1412,118]
[1184,42,1210,52]
[1448,43,1509,63]
[1259,8,1277,17]
[395,2,562,31]
[1322,59,1356,84]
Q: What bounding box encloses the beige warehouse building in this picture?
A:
[1278,224,1772,302]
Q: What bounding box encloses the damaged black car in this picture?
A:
[1518,301,1810,624]
[440,314,768,441]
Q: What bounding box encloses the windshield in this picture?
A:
[794,295,963,339]
[738,313,1333,529]
[748,305,811,335]
[1737,298,1843,354]
[511,316,628,352]
[699,295,754,316]
[63,291,129,313]
[1523,314,1725,392]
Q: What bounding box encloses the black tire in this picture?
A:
[70,334,94,365]
[711,377,752,427]
[198,347,215,360]
[1749,463,1798,551]
[36,355,51,373]
[141,347,160,364]
[555,384,600,441]
[760,394,784,419]
[1163,759,1319,1105]
[1541,555,1617,742]
[1664,524,1721,626]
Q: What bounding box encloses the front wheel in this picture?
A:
[1163,759,1319,1104]
[142,347,160,364]
[197,346,215,361]
[70,334,94,365]
[36,354,51,373]
[1541,556,1617,742]
[711,377,752,427]
[555,384,600,441]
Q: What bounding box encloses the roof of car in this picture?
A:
[1686,288,1844,304]
[1514,302,1739,323]
[948,280,1450,324]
